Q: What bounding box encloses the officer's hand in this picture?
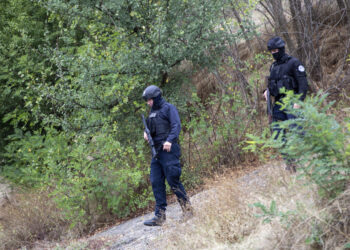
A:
[293,103,301,109]
[263,90,268,101]
[163,141,172,152]
[144,132,149,142]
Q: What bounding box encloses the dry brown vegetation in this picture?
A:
[152,163,350,250]
[0,191,70,250]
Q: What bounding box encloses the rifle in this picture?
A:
[265,76,273,124]
[266,88,273,124]
[141,114,157,158]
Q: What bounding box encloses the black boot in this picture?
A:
[179,199,194,220]
[285,162,297,173]
[143,212,166,226]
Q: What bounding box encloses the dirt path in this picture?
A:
[90,189,216,250]
[88,163,280,250]
[30,162,304,250]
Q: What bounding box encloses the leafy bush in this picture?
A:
[2,128,152,231]
[246,91,350,198]
[181,85,252,178]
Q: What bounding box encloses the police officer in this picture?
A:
[264,37,309,172]
[142,85,193,226]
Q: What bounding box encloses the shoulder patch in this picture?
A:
[298,65,305,72]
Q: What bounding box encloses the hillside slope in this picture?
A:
[46,161,323,250]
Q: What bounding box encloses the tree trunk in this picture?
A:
[303,0,323,82]
[336,0,349,24]
[221,8,252,107]
[271,0,296,53]
[337,0,346,10]
[289,0,305,61]
[346,0,350,10]
[230,3,253,51]
[344,0,350,26]
[261,0,296,54]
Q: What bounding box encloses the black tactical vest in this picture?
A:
[268,55,298,97]
[147,109,171,145]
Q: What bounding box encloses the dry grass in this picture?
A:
[0,190,70,250]
[150,161,350,250]
[39,162,350,250]
[321,187,350,249]
[273,186,350,250]
[152,182,256,249]
[151,161,330,250]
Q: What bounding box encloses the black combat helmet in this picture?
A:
[267,37,285,51]
[142,85,162,101]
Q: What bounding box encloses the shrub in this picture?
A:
[1,128,152,233]
[0,190,68,250]
[246,91,350,198]
[181,82,255,180]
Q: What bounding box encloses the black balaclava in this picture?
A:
[151,94,165,110]
[272,47,285,62]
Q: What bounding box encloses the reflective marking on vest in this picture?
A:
[298,65,305,72]
[149,112,157,118]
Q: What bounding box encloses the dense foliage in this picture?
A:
[246,91,350,198]
[1,0,349,247]
[0,0,260,234]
